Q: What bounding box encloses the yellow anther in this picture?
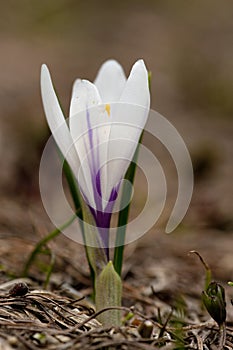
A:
[105,104,111,117]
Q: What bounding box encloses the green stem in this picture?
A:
[62,159,82,217]
[219,322,226,349]
[113,143,140,276]
[43,251,56,289]
[189,250,212,290]
[62,157,95,287]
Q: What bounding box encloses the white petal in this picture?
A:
[69,80,104,164]
[100,60,150,205]
[40,65,80,178]
[41,65,66,135]
[120,59,150,108]
[69,80,111,210]
[94,60,126,103]
[102,103,148,207]
[70,79,101,118]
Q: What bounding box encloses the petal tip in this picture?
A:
[133,59,147,73]
[120,58,150,107]
[40,65,51,87]
[100,59,122,69]
[41,64,49,75]
[95,59,125,81]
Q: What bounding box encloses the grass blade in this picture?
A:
[22,213,78,277]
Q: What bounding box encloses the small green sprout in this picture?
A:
[202,281,226,326]
[95,261,122,326]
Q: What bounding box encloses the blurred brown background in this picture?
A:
[0,0,233,281]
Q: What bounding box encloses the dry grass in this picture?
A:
[0,279,233,349]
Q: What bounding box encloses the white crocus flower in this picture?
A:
[40,59,150,249]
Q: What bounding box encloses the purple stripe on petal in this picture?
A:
[109,187,118,202]
[85,108,103,212]
[96,169,102,197]
[86,108,94,150]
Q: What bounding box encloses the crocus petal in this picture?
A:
[40,65,80,178]
[69,80,111,210]
[103,60,150,205]
[94,60,126,103]
[70,79,101,118]
[103,104,148,207]
[120,59,150,108]
[69,79,103,166]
